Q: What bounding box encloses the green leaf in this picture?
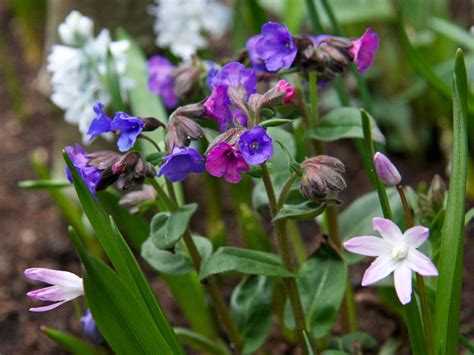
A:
[146,152,168,166]
[434,49,469,355]
[465,208,474,226]
[285,243,347,339]
[67,228,180,354]
[142,235,212,275]
[307,107,385,143]
[41,326,99,355]
[267,127,296,171]
[199,247,294,279]
[105,48,126,111]
[151,203,198,250]
[283,0,305,33]
[174,327,230,355]
[230,276,274,353]
[273,201,326,222]
[327,332,377,352]
[429,17,474,51]
[18,179,70,189]
[260,118,293,127]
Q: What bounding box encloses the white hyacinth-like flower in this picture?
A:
[48,11,130,141]
[150,0,231,60]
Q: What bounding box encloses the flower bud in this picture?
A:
[166,115,203,150]
[374,152,401,186]
[111,152,140,175]
[141,117,165,132]
[119,185,157,214]
[205,127,245,154]
[300,155,346,200]
[86,150,121,170]
[81,310,103,345]
[173,61,203,98]
[427,174,446,212]
[175,103,206,118]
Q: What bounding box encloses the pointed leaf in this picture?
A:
[41,326,99,355]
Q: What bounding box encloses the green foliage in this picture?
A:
[273,200,326,222]
[18,179,70,189]
[200,247,295,279]
[230,276,274,353]
[174,328,230,355]
[285,243,347,339]
[327,332,377,353]
[41,326,99,355]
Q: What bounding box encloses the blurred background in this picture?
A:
[0,0,473,353]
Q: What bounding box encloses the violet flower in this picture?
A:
[344,217,438,304]
[158,147,205,182]
[111,112,144,152]
[374,152,401,186]
[81,310,104,345]
[65,144,101,195]
[205,142,249,183]
[87,102,112,141]
[246,34,266,72]
[204,84,232,132]
[147,55,178,109]
[208,62,257,97]
[254,22,297,72]
[349,27,379,74]
[238,126,273,165]
[25,268,84,312]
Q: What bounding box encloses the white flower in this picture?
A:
[150,0,231,59]
[343,217,438,304]
[48,11,130,141]
[25,268,84,312]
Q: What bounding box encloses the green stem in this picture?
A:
[308,72,324,155]
[139,134,161,152]
[261,164,312,354]
[397,184,434,355]
[148,178,243,351]
[277,173,298,210]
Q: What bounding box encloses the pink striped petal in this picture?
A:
[394,263,412,304]
[29,300,68,312]
[372,217,403,242]
[343,236,390,256]
[27,285,83,302]
[404,226,429,248]
[407,249,438,276]
[24,268,82,288]
[362,255,399,286]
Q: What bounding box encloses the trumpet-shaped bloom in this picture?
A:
[208,62,257,97]
[65,144,102,195]
[205,142,249,183]
[111,112,144,152]
[147,55,178,109]
[204,84,232,132]
[349,27,379,74]
[343,217,438,304]
[238,126,273,165]
[25,268,84,312]
[158,147,205,182]
[87,102,112,141]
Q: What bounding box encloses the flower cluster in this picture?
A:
[48,11,130,140]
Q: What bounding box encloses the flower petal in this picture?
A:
[24,268,83,288]
[404,226,429,248]
[394,263,412,304]
[343,236,390,256]
[407,249,438,276]
[372,217,403,242]
[29,300,68,312]
[361,255,399,286]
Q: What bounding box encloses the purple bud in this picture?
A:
[86,150,121,170]
[374,152,401,186]
[300,155,346,200]
[141,117,165,132]
[172,61,203,98]
[81,310,104,345]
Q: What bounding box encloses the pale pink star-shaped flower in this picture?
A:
[344,217,438,304]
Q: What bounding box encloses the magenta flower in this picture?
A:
[349,27,379,74]
[205,142,249,183]
[158,146,205,182]
[25,268,84,312]
[238,126,273,165]
[374,152,401,186]
[344,217,438,304]
[87,102,112,141]
[204,84,232,132]
[254,22,297,72]
[111,112,144,152]
[65,144,102,195]
[147,55,178,109]
[276,80,295,104]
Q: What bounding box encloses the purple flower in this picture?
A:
[310,34,331,47]
[205,60,219,88]
[65,144,101,195]
[204,84,232,132]
[232,108,248,127]
[246,34,267,72]
[349,27,379,74]
[209,62,257,97]
[147,55,178,109]
[81,310,104,345]
[25,268,83,312]
[238,126,273,165]
[254,22,297,72]
[374,152,401,186]
[344,217,438,304]
[87,103,112,141]
[158,147,205,182]
[111,112,144,152]
[205,142,249,183]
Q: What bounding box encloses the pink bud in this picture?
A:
[276,80,295,104]
[374,152,401,186]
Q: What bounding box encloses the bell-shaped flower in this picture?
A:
[238,126,273,165]
[158,147,205,182]
[343,217,438,304]
[110,112,144,152]
[349,27,379,74]
[205,142,249,183]
[25,268,84,312]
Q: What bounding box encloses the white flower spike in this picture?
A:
[343,217,438,304]
[25,268,84,312]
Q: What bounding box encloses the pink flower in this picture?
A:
[205,142,249,183]
[25,268,84,312]
[349,27,379,74]
[343,217,438,304]
[374,152,401,186]
[276,80,295,104]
